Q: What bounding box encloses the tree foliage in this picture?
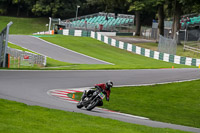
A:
[1,0,199,18]
[31,0,63,17]
[86,0,129,14]
[128,0,145,12]
[0,0,199,38]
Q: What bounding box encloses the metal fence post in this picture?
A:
[49,17,51,32]
[2,21,13,67]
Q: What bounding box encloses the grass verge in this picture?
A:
[0,16,48,34]
[41,35,195,69]
[8,42,38,54]
[0,99,190,133]
[74,80,200,128]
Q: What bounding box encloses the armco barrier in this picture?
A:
[0,21,13,67]
[59,29,200,67]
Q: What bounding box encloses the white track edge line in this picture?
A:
[48,88,149,120]
[47,78,200,120]
[8,41,49,58]
[32,36,114,65]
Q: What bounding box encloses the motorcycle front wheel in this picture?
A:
[77,102,84,108]
[86,99,100,111]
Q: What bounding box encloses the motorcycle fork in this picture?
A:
[90,95,99,103]
[81,91,87,101]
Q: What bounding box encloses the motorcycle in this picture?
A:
[77,88,105,111]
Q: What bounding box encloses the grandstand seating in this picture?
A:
[61,12,134,31]
[181,15,200,29]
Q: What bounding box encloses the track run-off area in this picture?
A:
[0,34,198,132]
[0,69,200,132]
[8,35,112,64]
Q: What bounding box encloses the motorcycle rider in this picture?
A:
[85,80,113,106]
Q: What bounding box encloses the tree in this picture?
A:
[12,0,26,16]
[128,0,145,36]
[86,0,129,14]
[24,0,36,16]
[0,0,9,15]
[0,0,199,20]
[180,0,200,14]
[170,0,200,42]
[32,0,64,17]
[155,0,165,36]
[171,0,182,42]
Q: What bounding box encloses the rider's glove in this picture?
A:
[106,97,109,101]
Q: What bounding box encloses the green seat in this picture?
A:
[99,16,105,21]
[90,17,95,23]
[87,18,92,22]
[129,19,133,23]
[95,16,101,22]
[113,18,120,25]
[125,19,129,23]
[110,19,115,26]
[104,24,108,28]
[93,17,98,23]
[120,18,126,24]
[102,21,107,25]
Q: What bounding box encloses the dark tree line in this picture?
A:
[0,0,200,40]
[0,0,93,18]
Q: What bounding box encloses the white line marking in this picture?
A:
[47,76,200,120]
[8,41,48,58]
[51,93,69,97]
[47,87,149,120]
[96,108,149,120]
[33,36,114,65]
[114,78,200,87]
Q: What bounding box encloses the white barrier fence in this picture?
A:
[7,47,46,67]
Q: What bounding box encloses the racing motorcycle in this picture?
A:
[77,88,105,111]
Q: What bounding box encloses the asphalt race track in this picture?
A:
[0,69,200,132]
[3,34,200,132]
[8,35,111,64]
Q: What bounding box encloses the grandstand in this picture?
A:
[179,14,200,41]
[60,12,134,31]
[180,14,200,29]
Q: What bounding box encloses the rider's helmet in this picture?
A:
[106,80,113,90]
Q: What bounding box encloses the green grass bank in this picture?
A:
[41,35,195,69]
[74,79,200,128]
[0,16,48,34]
[0,99,191,133]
